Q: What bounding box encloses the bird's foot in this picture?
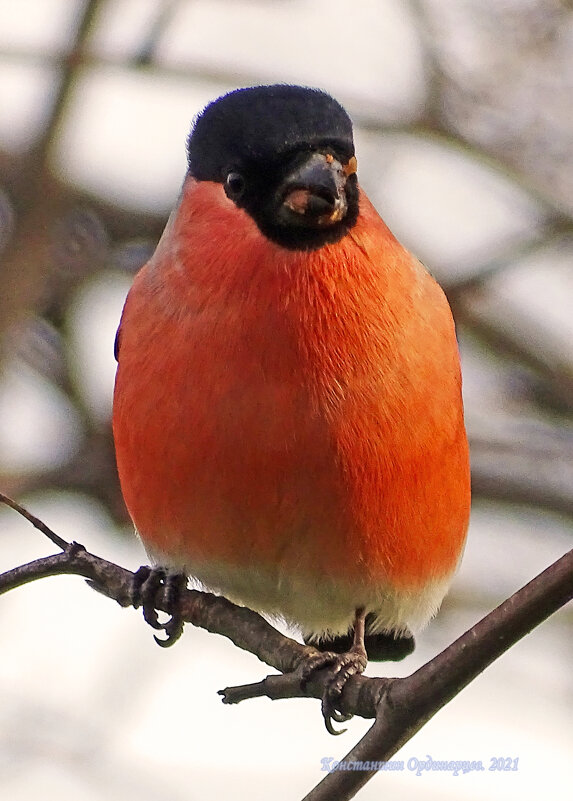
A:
[300,644,368,735]
[130,566,188,647]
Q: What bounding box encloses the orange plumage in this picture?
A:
[113,85,470,652]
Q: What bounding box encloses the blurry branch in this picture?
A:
[0,493,572,801]
[406,0,452,127]
[133,0,181,66]
[0,0,105,350]
[456,292,573,415]
[32,0,104,166]
[1,425,127,524]
[0,167,163,519]
[444,228,573,416]
[0,45,270,89]
[470,434,573,518]
[443,226,573,296]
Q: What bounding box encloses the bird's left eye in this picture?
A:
[224,172,246,200]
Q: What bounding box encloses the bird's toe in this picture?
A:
[130,565,188,647]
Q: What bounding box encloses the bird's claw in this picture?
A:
[130,566,188,647]
[300,647,368,735]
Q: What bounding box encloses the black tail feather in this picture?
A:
[304,614,415,662]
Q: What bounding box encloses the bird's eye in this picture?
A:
[224,171,246,200]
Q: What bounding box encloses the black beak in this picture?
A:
[276,152,352,228]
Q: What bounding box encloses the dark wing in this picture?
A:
[114,325,122,362]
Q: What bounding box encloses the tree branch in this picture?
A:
[1,493,571,800]
[303,546,573,799]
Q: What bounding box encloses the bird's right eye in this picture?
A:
[224,171,246,200]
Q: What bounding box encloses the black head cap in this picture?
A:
[186,85,359,251]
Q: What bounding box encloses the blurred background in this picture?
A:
[0,1,571,799]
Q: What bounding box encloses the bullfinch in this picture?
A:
[112,84,471,731]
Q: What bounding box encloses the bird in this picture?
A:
[112,84,471,732]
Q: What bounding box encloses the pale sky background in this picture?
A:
[0,1,571,799]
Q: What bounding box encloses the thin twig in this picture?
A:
[0,492,68,549]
